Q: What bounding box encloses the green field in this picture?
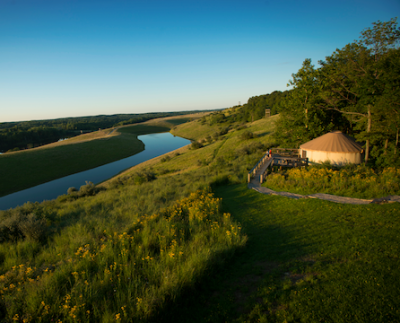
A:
[0,113,399,322]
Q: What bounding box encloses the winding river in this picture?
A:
[0,133,190,210]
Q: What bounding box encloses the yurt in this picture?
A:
[299,131,363,165]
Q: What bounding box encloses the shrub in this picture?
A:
[79,181,98,197]
[240,130,254,140]
[0,210,47,242]
[236,124,247,131]
[190,141,203,150]
[161,155,171,163]
[132,170,156,185]
[0,211,24,242]
[18,213,46,242]
[67,187,78,195]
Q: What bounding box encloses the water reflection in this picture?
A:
[0,133,190,210]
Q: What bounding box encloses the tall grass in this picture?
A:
[0,191,246,322]
[264,164,400,199]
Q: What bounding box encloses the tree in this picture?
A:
[317,18,400,163]
[274,59,341,147]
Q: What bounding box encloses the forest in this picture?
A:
[274,18,400,167]
[0,112,191,153]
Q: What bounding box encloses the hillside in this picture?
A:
[0,113,399,322]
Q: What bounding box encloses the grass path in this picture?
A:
[251,174,400,205]
[162,184,400,322]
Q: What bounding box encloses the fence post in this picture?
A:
[248,173,251,183]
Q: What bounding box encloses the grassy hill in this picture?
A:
[0,112,399,322]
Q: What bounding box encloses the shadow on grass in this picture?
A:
[148,184,304,323]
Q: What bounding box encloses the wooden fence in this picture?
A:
[271,148,300,157]
[271,156,308,168]
[247,151,270,183]
[258,157,308,184]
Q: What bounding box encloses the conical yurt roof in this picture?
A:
[300,131,363,153]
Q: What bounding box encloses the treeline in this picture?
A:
[230,91,289,123]
[242,90,289,121]
[0,112,189,152]
[198,91,289,126]
[274,18,400,166]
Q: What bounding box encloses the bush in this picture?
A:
[67,187,78,195]
[0,210,47,242]
[79,181,97,197]
[190,141,203,150]
[236,142,264,156]
[132,170,156,185]
[0,211,24,242]
[235,124,247,131]
[18,213,46,242]
[161,155,171,163]
[240,130,254,140]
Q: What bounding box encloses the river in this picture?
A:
[0,132,190,210]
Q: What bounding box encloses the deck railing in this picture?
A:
[271,157,308,167]
[247,151,270,183]
[258,157,308,184]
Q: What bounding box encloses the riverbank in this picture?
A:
[0,133,191,210]
[0,115,201,197]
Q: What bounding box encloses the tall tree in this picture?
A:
[274,59,339,147]
[317,18,400,163]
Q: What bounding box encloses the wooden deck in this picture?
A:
[248,149,308,184]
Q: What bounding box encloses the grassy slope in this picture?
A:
[1,114,399,322]
[105,115,400,322]
[0,117,197,197]
[211,185,400,322]
[157,183,400,322]
[102,115,279,186]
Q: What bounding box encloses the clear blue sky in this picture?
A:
[1,0,399,122]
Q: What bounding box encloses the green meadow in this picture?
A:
[0,113,399,322]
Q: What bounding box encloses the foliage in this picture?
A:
[274,18,400,164]
[274,59,342,147]
[240,130,254,140]
[0,207,48,243]
[264,165,400,199]
[0,191,246,322]
[67,187,78,195]
[190,141,203,150]
[241,91,290,121]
